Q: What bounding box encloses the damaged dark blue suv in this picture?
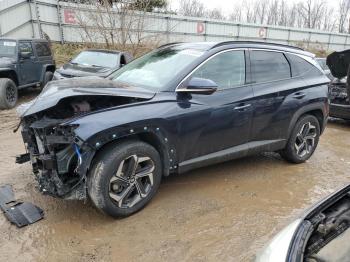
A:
[17,42,329,218]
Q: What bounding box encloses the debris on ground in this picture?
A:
[0,185,44,228]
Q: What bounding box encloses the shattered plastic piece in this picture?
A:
[3,202,44,228]
[0,185,15,208]
[0,185,44,228]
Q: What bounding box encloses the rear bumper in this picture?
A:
[330,103,350,120]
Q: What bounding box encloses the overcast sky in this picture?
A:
[169,0,339,16]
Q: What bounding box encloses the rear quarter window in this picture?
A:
[34,42,51,57]
[250,50,291,83]
[286,54,323,77]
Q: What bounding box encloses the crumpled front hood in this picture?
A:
[20,77,155,117]
[57,63,114,77]
[327,50,350,79]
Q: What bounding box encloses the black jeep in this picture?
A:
[0,38,55,109]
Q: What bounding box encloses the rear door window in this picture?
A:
[191,50,246,90]
[250,51,291,83]
[286,54,323,77]
[34,42,51,57]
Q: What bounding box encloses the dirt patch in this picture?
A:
[0,91,350,261]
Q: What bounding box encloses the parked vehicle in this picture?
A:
[53,49,132,80]
[256,184,350,262]
[16,41,329,218]
[315,57,333,80]
[0,38,55,109]
[326,50,350,120]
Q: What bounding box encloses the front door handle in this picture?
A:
[234,103,251,111]
[293,92,306,99]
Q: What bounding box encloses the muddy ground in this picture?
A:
[0,90,350,262]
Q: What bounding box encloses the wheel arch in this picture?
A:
[40,64,56,82]
[0,69,18,86]
[288,102,327,138]
[88,130,172,177]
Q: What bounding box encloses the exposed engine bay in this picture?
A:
[329,80,349,105]
[19,94,149,200]
[304,193,350,262]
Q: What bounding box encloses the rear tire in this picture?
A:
[41,71,53,89]
[0,78,18,110]
[280,115,320,164]
[88,141,162,218]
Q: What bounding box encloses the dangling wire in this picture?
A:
[74,144,82,173]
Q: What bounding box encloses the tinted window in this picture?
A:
[112,47,204,91]
[191,50,246,89]
[250,51,291,83]
[34,42,51,56]
[18,42,33,56]
[287,54,323,77]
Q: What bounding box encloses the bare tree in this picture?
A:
[228,5,242,22]
[178,0,205,17]
[295,0,325,29]
[338,0,350,33]
[205,8,225,20]
[227,0,340,33]
[74,0,164,55]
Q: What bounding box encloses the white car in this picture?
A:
[256,184,350,261]
[315,57,334,80]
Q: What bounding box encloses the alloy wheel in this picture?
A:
[6,85,16,104]
[109,154,155,208]
[294,122,317,158]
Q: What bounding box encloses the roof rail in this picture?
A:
[157,42,183,49]
[210,41,304,51]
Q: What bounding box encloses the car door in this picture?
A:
[248,50,305,149]
[176,50,254,161]
[18,41,37,85]
[33,41,51,81]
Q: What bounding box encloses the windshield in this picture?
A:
[71,51,119,68]
[0,40,16,57]
[111,47,204,91]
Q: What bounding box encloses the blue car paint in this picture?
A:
[20,42,330,199]
[68,56,328,176]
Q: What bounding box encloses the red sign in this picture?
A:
[258,27,267,38]
[64,9,76,24]
[197,22,205,34]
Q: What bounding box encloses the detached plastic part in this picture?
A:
[0,185,44,228]
[2,202,44,228]
[15,153,30,164]
[0,185,15,207]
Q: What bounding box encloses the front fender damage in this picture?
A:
[16,82,156,200]
[20,118,96,200]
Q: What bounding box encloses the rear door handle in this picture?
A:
[293,92,306,99]
[234,103,251,110]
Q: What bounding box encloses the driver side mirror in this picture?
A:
[177,77,218,95]
[20,51,31,59]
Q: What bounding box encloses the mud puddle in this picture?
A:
[0,90,350,261]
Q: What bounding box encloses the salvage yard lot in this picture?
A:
[0,90,350,261]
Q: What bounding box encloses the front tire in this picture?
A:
[280,115,320,164]
[88,141,162,218]
[0,78,18,110]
